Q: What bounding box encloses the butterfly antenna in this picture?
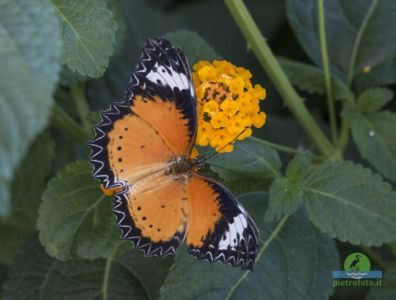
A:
[205,161,263,181]
[204,128,248,162]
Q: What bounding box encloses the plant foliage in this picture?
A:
[1,0,396,299]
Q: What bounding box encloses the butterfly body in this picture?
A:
[165,156,204,176]
[89,37,259,270]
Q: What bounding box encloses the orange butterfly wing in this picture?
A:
[114,172,189,255]
[106,112,174,185]
[187,175,259,270]
[89,38,196,254]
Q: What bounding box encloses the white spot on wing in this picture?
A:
[240,214,247,228]
[146,62,189,90]
[219,231,230,250]
[218,213,248,250]
[234,216,244,236]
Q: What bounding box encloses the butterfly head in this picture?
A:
[191,156,206,171]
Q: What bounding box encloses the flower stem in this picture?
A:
[70,83,91,132]
[51,104,90,145]
[225,0,336,158]
[318,0,337,143]
[347,0,378,86]
[337,116,351,153]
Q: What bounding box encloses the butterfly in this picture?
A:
[89,37,259,270]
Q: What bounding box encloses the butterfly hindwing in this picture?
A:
[186,175,259,270]
[113,172,189,256]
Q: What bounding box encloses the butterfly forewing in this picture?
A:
[126,38,197,155]
[107,112,174,185]
[89,38,197,189]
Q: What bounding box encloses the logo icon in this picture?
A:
[332,252,383,287]
[343,252,371,279]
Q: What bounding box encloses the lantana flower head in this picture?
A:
[193,60,267,153]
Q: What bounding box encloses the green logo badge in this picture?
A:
[343,252,370,272]
[333,252,382,287]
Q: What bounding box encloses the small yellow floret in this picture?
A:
[252,112,267,128]
[211,112,229,129]
[229,76,245,94]
[203,100,219,114]
[198,65,218,82]
[253,84,266,100]
[221,98,240,116]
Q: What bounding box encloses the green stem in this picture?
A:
[318,0,337,143]
[337,116,351,153]
[51,104,90,145]
[249,136,322,160]
[347,0,378,86]
[225,0,336,158]
[102,256,113,300]
[70,83,91,132]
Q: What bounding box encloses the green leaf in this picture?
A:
[86,0,180,110]
[3,236,173,299]
[0,133,54,264]
[266,153,312,221]
[58,0,125,86]
[59,65,87,86]
[302,161,396,246]
[165,30,219,64]
[220,177,270,197]
[0,0,61,216]
[285,151,312,181]
[38,161,123,260]
[204,137,280,196]
[351,111,396,182]
[0,0,62,86]
[278,57,352,101]
[160,193,339,300]
[368,264,396,300]
[265,153,311,222]
[286,0,396,84]
[208,137,281,181]
[356,88,393,113]
[105,0,127,55]
[52,0,116,78]
[265,176,303,222]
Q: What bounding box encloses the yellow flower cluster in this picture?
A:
[192,60,267,153]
